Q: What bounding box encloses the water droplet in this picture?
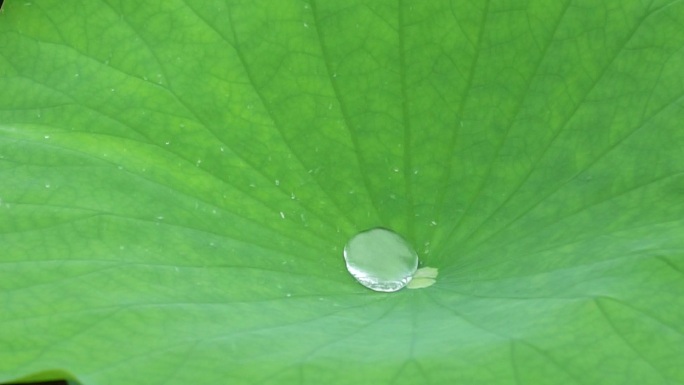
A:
[280,211,285,219]
[275,179,280,186]
[44,135,50,139]
[343,228,418,292]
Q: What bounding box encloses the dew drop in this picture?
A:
[343,228,418,292]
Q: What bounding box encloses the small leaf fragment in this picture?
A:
[407,267,438,289]
[407,277,436,289]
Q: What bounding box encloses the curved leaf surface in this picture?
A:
[1,1,684,384]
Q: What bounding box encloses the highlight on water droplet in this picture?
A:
[343,228,418,292]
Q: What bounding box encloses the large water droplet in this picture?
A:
[343,228,418,292]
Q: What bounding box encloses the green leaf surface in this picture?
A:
[1,0,684,384]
